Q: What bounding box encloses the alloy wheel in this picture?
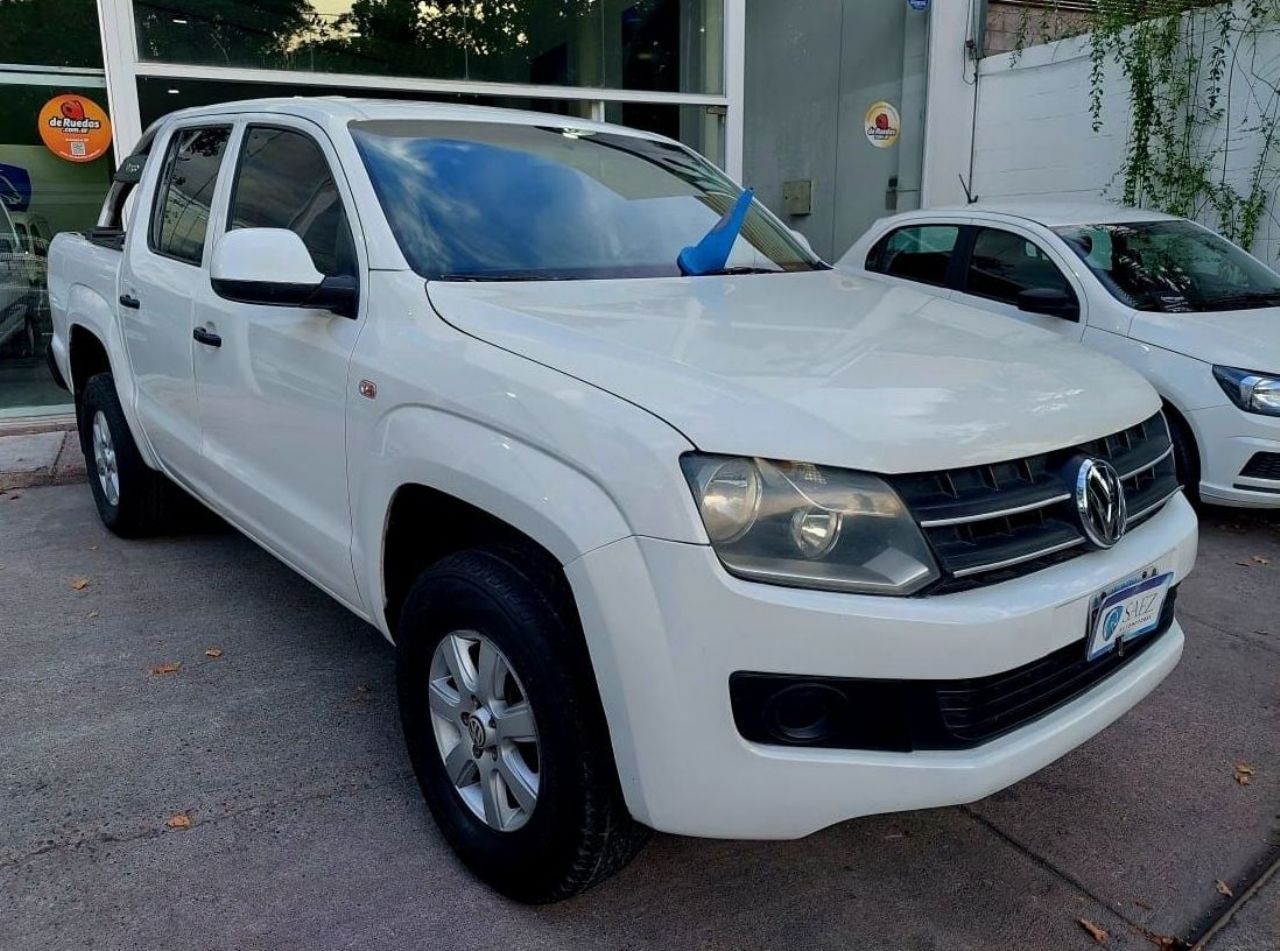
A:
[91,410,120,506]
[428,631,540,832]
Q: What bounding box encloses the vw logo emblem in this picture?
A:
[1074,458,1127,549]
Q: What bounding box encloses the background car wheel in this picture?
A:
[78,373,184,537]
[1165,408,1201,506]
[397,547,649,903]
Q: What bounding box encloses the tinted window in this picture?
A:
[866,225,959,286]
[351,119,821,281]
[228,127,356,278]
[150,126,230,265]
[966,228,1074,305]
[1055,219,1280,313]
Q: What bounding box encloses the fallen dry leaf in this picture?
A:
[165,811,192,829]
[1234,762,1255,786]
[149,662,181,676]
[69,577,90,591]
[204,648,224,659]
[87,610,100,619]
[1215,879,1234,898]
[1078,918,1109,943]
[1253,555,1272,565]
[1134,899,1153,910]
[1143,934,1185,951]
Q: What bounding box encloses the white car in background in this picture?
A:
[842,203,1280,508]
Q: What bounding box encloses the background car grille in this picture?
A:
[1241,451,1280,481]
[886,411,1181,592]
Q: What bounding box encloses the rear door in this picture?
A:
[192,117,363,605]
[120,122,233,477]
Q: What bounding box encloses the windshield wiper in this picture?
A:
[1211,290,1280,309]
[678,188,755,277]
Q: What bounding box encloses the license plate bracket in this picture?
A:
[1086,570,1173,661]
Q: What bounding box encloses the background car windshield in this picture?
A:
[1054,220,1280,313]
[351,119,822,281]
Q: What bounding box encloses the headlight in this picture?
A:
[1213,365,1280,416]
[680,454,939,595]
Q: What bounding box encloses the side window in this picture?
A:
[866,225,959,287]
[965,228,1075,305]
[228,127,356,278]
[150,126,232,266]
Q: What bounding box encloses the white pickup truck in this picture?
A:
[48,98,1197,903]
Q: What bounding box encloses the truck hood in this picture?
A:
[427,270,1160,473]
[1130,307,1280,372]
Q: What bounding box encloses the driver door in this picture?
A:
[192,118,364,606]
[953,225,1088,341]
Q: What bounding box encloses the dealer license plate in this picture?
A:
[1086,570,1173,661]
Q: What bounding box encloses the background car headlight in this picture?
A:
[680,454,940,595]
[1213,365,1280,416]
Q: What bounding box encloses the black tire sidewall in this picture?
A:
[1167,411,1200,504]
[397,553,611,901]
[78,374,150,534]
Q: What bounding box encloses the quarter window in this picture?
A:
[228,127,356,278]
[150,126,231,266]
[865,225,960,287]
[965,228,1075,306]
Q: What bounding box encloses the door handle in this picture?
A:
[119,293,140,310]
[192,326,222,348]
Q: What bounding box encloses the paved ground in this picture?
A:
[0,427,84,491]
[1,484,1277,951]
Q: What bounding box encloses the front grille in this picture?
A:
[729,585,1178,752]
[1241,451,1280,481]
[887,411,1181,592]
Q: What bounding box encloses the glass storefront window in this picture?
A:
[0,0,104,68]
[0,78,114,416]
[132,0,723,95]
[138,78,721,162]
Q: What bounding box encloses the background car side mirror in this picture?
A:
[210,228,357,319]
[1017,287,1079,322]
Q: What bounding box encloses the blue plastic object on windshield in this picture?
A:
[677,188,755,276]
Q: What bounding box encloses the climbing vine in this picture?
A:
[1008,0,1280,250]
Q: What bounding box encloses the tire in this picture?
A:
[396,547,648,903]
[1166,409,1201,506]
[78,373,179,537]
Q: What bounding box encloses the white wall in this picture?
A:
[969,6,1280,268]
[971,35,1128,205]
[920,0,979,208]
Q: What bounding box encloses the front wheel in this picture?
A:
[1166,409,1200,506]
[396,548,648,903]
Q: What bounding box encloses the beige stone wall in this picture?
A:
[983,1,1093,56]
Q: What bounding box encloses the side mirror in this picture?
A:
[1017,287,1079,322]
[210,228,357,319]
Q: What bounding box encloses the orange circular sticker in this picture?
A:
[38,94,112,163]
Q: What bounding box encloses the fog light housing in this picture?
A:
[762,683,849,744]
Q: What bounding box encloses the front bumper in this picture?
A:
[1192,403,1280,507]
[566,494,1197,839]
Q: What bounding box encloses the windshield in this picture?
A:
[350,119,824,281]
[1054,219,1280,313]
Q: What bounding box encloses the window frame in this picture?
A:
[147,122,233,268]
[864,222,967,288]
[960,224,1080,312]
[223,122,359,282]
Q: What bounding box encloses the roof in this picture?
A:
[149,95,670,143]
[922,199,1180,228]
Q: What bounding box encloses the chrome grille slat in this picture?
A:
[888,411,1178,591]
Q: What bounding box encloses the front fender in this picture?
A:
[353,405,635,639]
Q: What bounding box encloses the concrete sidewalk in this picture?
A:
[0,424,84,491]
[1,484,1277,951]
